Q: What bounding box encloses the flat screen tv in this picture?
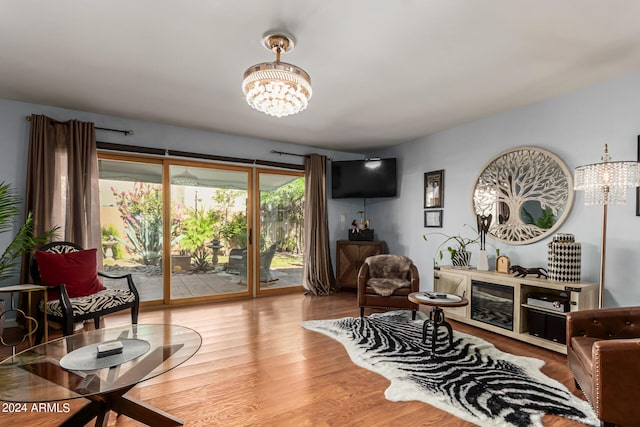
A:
[331,158,397,198]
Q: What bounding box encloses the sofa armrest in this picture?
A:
[567,307,640,343]
[592,338,640,423]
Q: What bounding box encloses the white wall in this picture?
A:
[368,71,640,308]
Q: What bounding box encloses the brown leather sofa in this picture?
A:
[566,306,640,426]
[357,254,419,319]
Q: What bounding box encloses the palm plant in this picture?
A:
[0,182,57,282]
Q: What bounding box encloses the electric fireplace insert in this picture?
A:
[471,280,514,331]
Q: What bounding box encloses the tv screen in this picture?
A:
[331,158,397,198]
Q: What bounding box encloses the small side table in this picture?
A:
[0,285,48,353]
[408,292,468,355]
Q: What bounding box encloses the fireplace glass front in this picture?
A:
[471,280,514,331]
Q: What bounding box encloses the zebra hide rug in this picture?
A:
[301,310,598,427]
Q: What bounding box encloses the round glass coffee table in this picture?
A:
[0,324,201,426]
[408,292,469,354]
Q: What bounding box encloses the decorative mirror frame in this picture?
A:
[471,146,574,245]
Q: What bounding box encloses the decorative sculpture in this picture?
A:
[510,265,548,278]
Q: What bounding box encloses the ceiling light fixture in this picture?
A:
[242,32,312,118]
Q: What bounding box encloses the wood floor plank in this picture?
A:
[0,292,589,426]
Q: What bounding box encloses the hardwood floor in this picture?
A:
[1,292,590,426]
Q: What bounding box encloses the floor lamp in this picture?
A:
[574,144,640,308]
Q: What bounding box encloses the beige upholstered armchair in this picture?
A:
[566,306,640,426]
[357,254,419,319]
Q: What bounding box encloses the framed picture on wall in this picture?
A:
[424,170,444,208]
[424,210,443,228]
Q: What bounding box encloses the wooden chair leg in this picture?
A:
[94,317,100,329]
[63,317,74,336]
[360,307,365,318]
[131,303,139,324]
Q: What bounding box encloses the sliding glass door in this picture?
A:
[257,169,304,294]
[98,156,165,303]
[169,163,252,301]
[98,154,302,303]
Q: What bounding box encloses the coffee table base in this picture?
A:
[422,306,454,355]
[61,386,183,427]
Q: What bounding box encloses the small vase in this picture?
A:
[452,250,472,268]
[477,249,489,271]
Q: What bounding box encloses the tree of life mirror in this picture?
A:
[471,147,574,245]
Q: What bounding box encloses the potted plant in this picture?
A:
[0,182,57,337]
[423,224,480,268]
[0,182,59,281]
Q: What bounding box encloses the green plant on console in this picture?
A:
[423,224,480,267]
[0,182,58,282]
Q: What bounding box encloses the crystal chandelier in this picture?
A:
[574,144,640,308]
[574,144,640,205]
[242,32,312,118]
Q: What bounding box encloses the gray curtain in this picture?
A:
[302,154,335,295]
[20,114,101,283]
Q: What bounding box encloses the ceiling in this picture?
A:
[2,1,640,152]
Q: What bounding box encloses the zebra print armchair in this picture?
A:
[30,241,140,339]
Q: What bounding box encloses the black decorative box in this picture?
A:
[348,229,374,241]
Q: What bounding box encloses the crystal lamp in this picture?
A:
[574,144,640,307]
[242,32,312,118]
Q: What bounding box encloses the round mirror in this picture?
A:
[471,146,574,245]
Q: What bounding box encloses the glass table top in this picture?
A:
[0,324,201,403]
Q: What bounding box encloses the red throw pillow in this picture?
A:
[35,248,106,300]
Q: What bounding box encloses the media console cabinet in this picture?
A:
[433,266,597,354]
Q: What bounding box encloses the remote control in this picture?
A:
[97,341,123,358]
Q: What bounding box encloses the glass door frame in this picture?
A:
[255,168,304,296]
[163,159,255,304]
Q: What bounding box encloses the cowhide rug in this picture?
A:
[301,310,598,427]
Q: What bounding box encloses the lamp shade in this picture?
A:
[574,145,640,206]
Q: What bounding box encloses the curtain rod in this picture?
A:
[271,149,332,161]
[97,142,304,171]
[25,115,134,136]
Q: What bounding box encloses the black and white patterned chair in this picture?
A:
[30,241,140,339]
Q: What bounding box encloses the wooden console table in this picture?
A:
[434,267,597,354]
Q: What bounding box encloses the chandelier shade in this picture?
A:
[574,145,640,206]
[242,32,312,118]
